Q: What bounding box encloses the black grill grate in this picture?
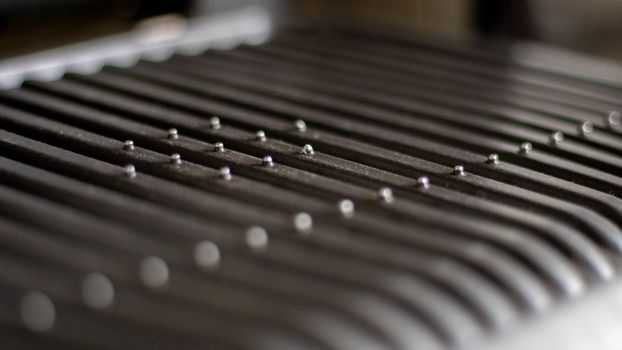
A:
[0,27,622,350]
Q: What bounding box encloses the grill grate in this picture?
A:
[0,26,622,350]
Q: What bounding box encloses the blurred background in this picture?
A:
[1,0,622,61]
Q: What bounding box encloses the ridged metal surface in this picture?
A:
[0,26,622,350]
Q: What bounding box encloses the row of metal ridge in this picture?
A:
[0,27,621,350]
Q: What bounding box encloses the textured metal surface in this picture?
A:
[0,26,622,350]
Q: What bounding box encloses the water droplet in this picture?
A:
[210,117,221,130]
[214,142,224,152]
[194,241,221,269]
[123,164,136,178]
[167,128,179,140]
[246,226,268,251]
[295,119,307,132]
[301,144,314,155]
[139,256,169,288]
[377,187,394,203]
[550,131,564,145]
[519,142,532,154]
[170,153,182,165]
[338,199,355,218]
[416,176,430,189]
[294,212,313,234]
[123,140,135,151]
[578,121,593,136]
[486,153,499,164]
[453,165,465,176]
[255,130,267,142]
[262,155,274,167]
[82,273,114,309]
[21,291,55,332]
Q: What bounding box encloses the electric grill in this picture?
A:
[1,1,622,349]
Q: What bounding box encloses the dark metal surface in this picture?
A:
[0,26,622,350]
